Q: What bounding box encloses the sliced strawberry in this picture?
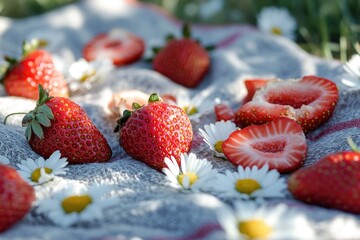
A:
[214,99,235,122]
[223,118,307,173]
[235,75,339,133]
[243,78,269,103]
[83,29,145,66]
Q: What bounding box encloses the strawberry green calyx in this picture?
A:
[148,93,161,103]
[114,93,161,133]
[114,102,143,133]
[22,85,54,141]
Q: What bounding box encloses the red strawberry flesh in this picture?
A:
[236,75,339,133]
[83,30,145,66]
[29,97,112,164]
[223,117,307,173]
[119,97,193,171]
[0,165,35,232]
[288,151,360,214]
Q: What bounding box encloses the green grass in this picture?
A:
[0,0,358,62]
[140,0,360,62]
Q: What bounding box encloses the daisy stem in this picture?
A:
[347,137,360,153]
[3,112,27,125]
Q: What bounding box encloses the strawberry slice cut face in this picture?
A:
[223,118,307,173]
[235,75,339,133]
[214,99,235,122]
[83,28,145,66]
[243,78,269,103]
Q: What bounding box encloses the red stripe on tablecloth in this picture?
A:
[307,118,360,141]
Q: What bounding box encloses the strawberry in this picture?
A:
[288,139,360,214]
[214,99,235,122]
[223,117,307,173]
[115,93,193,171]
[20,85,112,164]
[243,78,269,103]
[0,164,35,232]
[1,40,69,100]
[152,24,211,88]
[235,75,339,133]
[83,28,145,66]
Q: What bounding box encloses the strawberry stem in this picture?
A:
[347,137,360,152]
[182,23,191,38]
[3,112,27,125]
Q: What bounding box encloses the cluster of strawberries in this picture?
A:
[0,23,359,234]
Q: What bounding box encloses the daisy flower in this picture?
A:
[37,184,116,227]
[208,165,286,200]
[17,150,68,185]
[198,120,237,158]
[322,216,360,239]
[67,58,114,94]
[176,93,214,120]
[162,153,218,191]
[217,201,315,240]
[342,54,360,88]
[0,155,9,165]
[257,7,297,40]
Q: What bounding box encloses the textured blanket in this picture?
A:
[1,0,360,239]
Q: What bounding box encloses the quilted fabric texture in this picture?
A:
[0,0,360,239]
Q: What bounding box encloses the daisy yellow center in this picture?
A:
[183,105,198,116]
[214,140,224,153]
[80,70,96,82]
[238,219,272,239]
[31,167,53,183]
[61,195,93,214]
[235,179,261,194]
[178,173,198,186]
[271,27,282,36]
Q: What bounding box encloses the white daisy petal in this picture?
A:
[218,201,315,239]
[38,185,114,227]
[16,151,68,185]
[0,155,10,165]
[162,153,217,191]
[199,120,237,158]
[257,7,297,40]
[207,165,286,200]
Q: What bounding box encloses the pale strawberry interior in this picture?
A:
[251,140,286,153]
[264,85,321,109]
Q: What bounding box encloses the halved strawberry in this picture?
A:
[243,78,269,103]
[235,75,339,133]
[214,99,235,122]
[223,117,307,173]
[83,28,145,66]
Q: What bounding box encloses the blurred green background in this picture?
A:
[0,0,359,62]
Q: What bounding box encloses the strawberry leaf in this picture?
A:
[35,113,51,127]
[31,120,44,139]
[25,125,32,141]
[38,104,54,120]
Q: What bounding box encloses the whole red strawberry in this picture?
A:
[21,85,112,164]
[115,93,193,171]
[152,24,211,88]
[288,140,360,214]
[0,164,35,232]
[235,75,339,133]
[1,40,69,99]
